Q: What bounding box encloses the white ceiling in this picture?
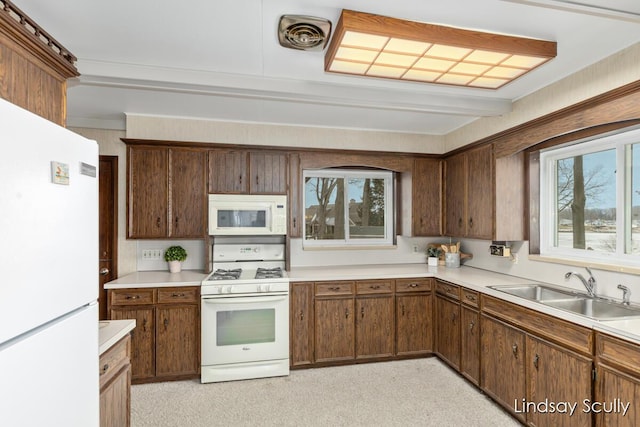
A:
[15,0,640,134]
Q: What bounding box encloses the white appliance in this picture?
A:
[201,238,289,383]
[0,99,100,426]
[208,194,287,235]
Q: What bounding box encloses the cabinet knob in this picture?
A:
[533,353,540,370]
[469,320,475,332]
[100,363,109,376]
[469,217,474,228]
[512,343,519,357]
[361,307,365,318]
[156,217,161,227]
[345,309,349,319]
[99,267,110,276]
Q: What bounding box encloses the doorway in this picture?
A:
[99,156,118,320]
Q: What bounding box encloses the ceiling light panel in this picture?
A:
[325,10,557,89]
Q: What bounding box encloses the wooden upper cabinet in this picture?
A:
[249,152,288,194]
[444,144,523,241]
[208,150,288,195]
[288,153,302,237]
[128,146,169,238]
[444,152,467,237]
[0,2,79,126]
[169,148,206,238]
[127,145,206,239]
[412,158,442,236]
[208,150,249,193]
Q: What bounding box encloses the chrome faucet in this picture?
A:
[565,267,597,297]
[617,284,631,305]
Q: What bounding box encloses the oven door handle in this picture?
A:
[202,295,288,304]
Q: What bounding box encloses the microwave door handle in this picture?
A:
[203,295,288,304]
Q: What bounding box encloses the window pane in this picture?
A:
[348,178,386,239]
[555,149,616,252]
[304,177,345,240]
[630,143,640,254]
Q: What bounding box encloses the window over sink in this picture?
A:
[539,126,640,267]
[302,169,394,247]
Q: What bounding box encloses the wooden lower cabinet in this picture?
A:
[460,305,480,385]
[435,290,461,370]
[396,294,432,355]
[108,287,200,383]
[595,332,640,427]
[527,335,593,427]
[290,282,314,367]
[315,297,355,363]
[480,314,526,422]
[355,295,394,359]
[100,334,131,427]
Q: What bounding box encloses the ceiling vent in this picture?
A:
[278,15,332,51]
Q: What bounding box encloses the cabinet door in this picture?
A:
[249,152,288,194]
[480,315,526,422]
[435,295,460,370]
[466,144,493,239]
[444,152,467,237]
[355,296,394,359]
[100,364,131,427]
[527,335,592,427]
[155,304,199,377]
[290,282,314,367]
[460,306,480,385]
[396,294,433,356]
[314,298,355,363]
[208,150,248,193]
[596,364,640,427]
[127,146,168,238]
[110,307,155,381]
[412,158,442,236]
[169,148,206,237]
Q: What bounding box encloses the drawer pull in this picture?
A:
[345,308,349,319]
[125,295,139,300]
[469,320,475,332]
[512,343,519,358]
[100,364,109,376]
[533,353,540,370]
[408,283,419,288]
[328,286,340,291]
[171,292,185,298]
[369,285,381,290]
[299,311,304,321]
[465,294,476,302]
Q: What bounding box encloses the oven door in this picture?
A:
[201,294,289,366]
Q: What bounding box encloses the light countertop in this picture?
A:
[104,270,208,289]
[99,319,135,355]
[290,263,640,344]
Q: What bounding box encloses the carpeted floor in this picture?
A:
[131,358,520,427]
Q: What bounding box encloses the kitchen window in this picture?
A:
[303,169,394,247]
[540,127,640,266]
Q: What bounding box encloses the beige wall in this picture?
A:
[69,127,137,276]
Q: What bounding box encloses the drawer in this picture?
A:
[596,332,640,376]
[99,334,130,388]
[436,281,460,300]
[157,286,199,304]
[110,288,154,305]
[356,280,393,295]
[461,289,479,307]
[395,278,432,293]
[315,281,354,296]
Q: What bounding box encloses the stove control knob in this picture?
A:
[263,284,271,292]
[225,286,234,294]
[216,286,223,294]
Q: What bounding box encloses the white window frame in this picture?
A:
[540,126,640,267]
[302,169,394,248]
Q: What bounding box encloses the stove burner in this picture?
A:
[255,267,283,279]
[211,268,242,280]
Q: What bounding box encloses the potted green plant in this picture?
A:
[164,245,187,273]
[426,246,441,267]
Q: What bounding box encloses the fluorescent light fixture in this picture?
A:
[324,10,557,89]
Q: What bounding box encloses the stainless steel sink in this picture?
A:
[544,298,640,320]
[490,283,640,320]
[490,284,581,302]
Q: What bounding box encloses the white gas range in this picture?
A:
[200,239,290,383]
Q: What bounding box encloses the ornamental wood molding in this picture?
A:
[0,0,78,79]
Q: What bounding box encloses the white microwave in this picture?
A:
[208,194,287,235]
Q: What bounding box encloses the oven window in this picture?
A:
[216,309,275,346]
[217,210,266,228]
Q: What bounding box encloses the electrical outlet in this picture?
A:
[412,244,419,253]
[142,249,152,259]
[152,249,163,259]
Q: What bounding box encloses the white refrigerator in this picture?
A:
[0,99,100,426]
